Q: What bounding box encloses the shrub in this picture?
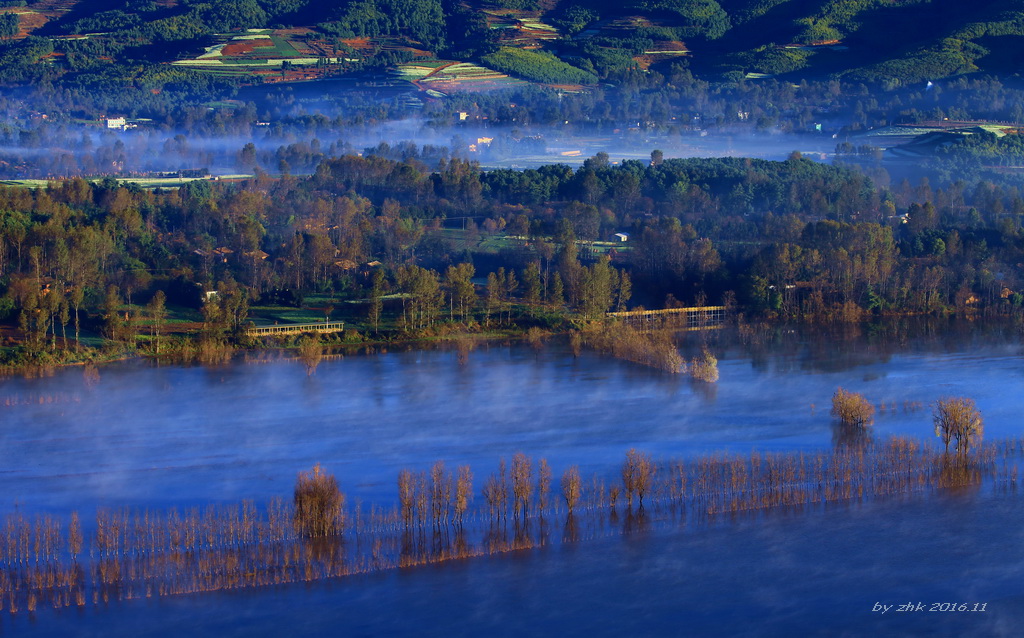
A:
[831,387,874,427]
[293,464,345,538]
[585,323,685,373]
[690,347,719,382]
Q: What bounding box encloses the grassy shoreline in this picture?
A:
[0,322,548,376]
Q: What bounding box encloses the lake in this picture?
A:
[1,323,1022,635]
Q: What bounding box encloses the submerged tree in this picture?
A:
[561,465,581,514]
[68,511,82,560]
[831,387,874,427]
[511,452,533,519]
[430,460,452,527]
[482,458,510,519]
[397,468,414,526]
[297,334,323,375]
[536,458,552,512]
[455,465,473,526]
[933,397,983,455]
[622,449,654,508]
[690,347,719,382]
[293,464,345,538]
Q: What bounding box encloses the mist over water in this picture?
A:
[1,327,1022,516]
[0,114,837,179]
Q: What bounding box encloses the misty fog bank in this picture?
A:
[0,117,838,180]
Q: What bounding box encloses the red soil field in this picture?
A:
[0,8,48,39]
[276,27,314,37]
[259,68,335,83]
[27,0,80,14]
[340,37,374,51]
[221,39,274,56]
[648,40,688,52]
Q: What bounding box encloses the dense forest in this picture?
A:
[3,150,1024,366]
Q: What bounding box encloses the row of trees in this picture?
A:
[291,448,668,541]
[0,430,1009,615]
[376,252,631,332]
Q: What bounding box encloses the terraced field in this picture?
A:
[391,60,452,81]
[394,61,528,95]
[172,29,340,73]
[485,9,560,48]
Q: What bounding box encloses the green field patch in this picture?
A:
[475,233,530,253]
[0,179,50,188]
[482,47,598,85]
[173,59,227,66]
[195,44,226,59]
[392,64,437,81]
[268,36,301,57]
[115,178,206,187]
[220,58,269,65]
[434,228,482,251]
[251,308,334,325]
[411,59,454,68]
[519,19,558,33]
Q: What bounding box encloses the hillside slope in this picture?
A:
[1,0,1023,101]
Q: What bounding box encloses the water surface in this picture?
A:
[1,326,1022,635]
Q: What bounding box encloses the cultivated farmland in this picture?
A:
[395,61,528,95]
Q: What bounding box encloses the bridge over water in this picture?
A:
[606,306,726,330]
[245,321,345,337]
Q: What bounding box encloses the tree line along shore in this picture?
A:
[5,152,1024,372]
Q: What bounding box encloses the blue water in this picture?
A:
[13,491,1024,637]
[1,328,1023,635]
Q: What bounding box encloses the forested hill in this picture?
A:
[3,0,1024,98]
